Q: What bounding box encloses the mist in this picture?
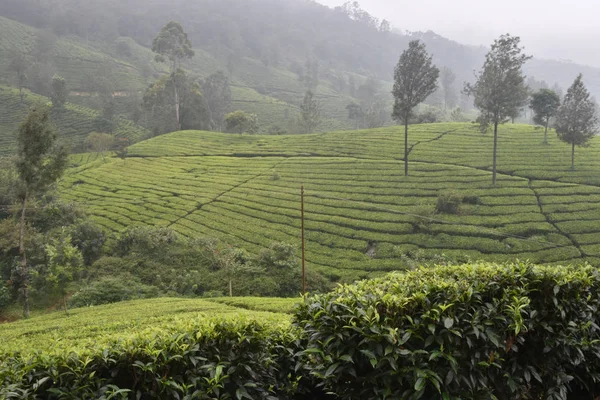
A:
[317,0,600,67]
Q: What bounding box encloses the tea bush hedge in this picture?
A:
[295,262,600,399]
[0,298,303,399]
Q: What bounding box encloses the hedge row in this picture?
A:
[295,262,600,399]
[4,262,600,399]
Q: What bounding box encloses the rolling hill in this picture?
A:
[59,123,600,282]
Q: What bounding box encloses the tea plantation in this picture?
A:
[4,263,600,399]
[0,86,148,155]
[58,122,600,281]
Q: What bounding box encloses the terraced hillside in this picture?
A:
[0,86,148,156]
[60,123,600,281]
[0,16,357,134]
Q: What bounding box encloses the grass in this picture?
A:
[0,297,295,357]
[58,122,600,281]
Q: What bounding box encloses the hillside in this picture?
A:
[59,123,600,281]
[0,86,148,155]
[3,0,600,145]
[0,13,358,138]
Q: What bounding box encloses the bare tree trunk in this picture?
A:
[492,120,498,186]
[572,143,575,170]
[544,119,549,144]
[63,294,69,316]
[19,191,30,318]
[404,119,409,177]
[229,279,233,297]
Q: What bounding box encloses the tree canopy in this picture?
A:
[555,74,599,169]
[465,34,530,185]
[530,89,561,143]
[392,40,439,176]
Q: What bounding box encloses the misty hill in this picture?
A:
[1,0,600,143]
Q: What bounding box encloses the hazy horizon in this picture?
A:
[317,0,600,67]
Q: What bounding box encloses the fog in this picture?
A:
[317,0,600,67]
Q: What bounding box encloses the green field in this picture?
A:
[59,122,600,281]
[0,297,294,356]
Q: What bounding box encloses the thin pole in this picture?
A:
[301,185,306,295]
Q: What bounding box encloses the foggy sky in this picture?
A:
[317,0,600,67]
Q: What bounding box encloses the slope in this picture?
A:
[59,123,600,282]
[0,86,148,156]
[0,14,357,134]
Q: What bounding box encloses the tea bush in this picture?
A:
[0,299,304,399]
[69,274,161,308]
[294,262,600,399]
[436,192,462,214]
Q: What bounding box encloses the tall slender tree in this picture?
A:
[201,71,232,132]
[9,49,29,104]
[530,89,561,144]
[464,34,530,185]
[15,106,68,317]
[152,21,195,131]
[440,67,457,112]
[555,74,599,169]
[392,40,439,176]
[298,90,321,134]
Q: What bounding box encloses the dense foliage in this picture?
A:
[295,262,600,399]
[0,298,302,399]
[5,263,600,399]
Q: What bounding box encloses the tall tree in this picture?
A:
[15,106,69,317]
[440,67,457,112]
[143,72,210,136]
[9,49,29,104]
[201,71,232,132]
[464,34,530,185]
[43,230,83,315]
[152,21,195,131]
[298,90,321,134]
[50,75,68,110]
[346,102,363,130]
[530,89,561,144]
[555,74,599,169]
[392,40,439,176]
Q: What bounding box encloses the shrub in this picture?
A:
[436,192,462,214]
[115,225,180,257]
[69,275,160,308]
[462,195,482,205]
[294,262,600,399]
[0,319,306,399]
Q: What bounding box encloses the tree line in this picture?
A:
[392,35,599,181]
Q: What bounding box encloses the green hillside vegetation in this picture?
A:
[4,263,600,398]
[59,122,600,282]
[0,17,151,92]
[0,13,362,136]
[0,86,148,155]
[0,297,294,356]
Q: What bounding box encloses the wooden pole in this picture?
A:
[301,185,306,295]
